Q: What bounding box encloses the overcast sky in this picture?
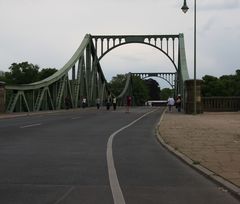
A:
[0,0,240,87]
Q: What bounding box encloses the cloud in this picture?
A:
[199,17,216,36]
[199,0,240,11]
[0,0,239,82]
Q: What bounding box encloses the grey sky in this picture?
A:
[0,0,239,87]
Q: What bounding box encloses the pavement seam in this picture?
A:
[156,109,240,200]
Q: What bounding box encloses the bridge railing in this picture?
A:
[202,97,240,112]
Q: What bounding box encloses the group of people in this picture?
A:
[167,94,182,112]
[64,95,132,111]
[105,96,117,111]
[82,96,118,111]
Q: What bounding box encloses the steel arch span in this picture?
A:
[4,34,189,113]
[92,34,189,95]
[131,72,176,89]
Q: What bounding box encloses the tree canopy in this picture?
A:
[144,78,161,100]
[202,69,240,96]
[160,88,174,100]
[109,74,127,97]
[109,74,163,105]
[0,62,57,85]
[132,76,148,105]
[109,74,149,105]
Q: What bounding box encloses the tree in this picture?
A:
[5,62,39,84]
[109,74,127,96]
[202,75,219,96]
[202,70,240,96]
[109,74,149,106]
[132,76,148,105]
[1,62,58,85]
[0,75,5,82]
[144,78,160,100]
[38,68,58,81]
[160,88,174,100]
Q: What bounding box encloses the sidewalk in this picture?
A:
[158,108,240,195]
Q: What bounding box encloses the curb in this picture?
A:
[156,109,240,200]
[0,107,97,119]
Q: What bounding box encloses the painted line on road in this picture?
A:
[20,123,42,128]
[107,109,157,204]
[54,186,75,204]
[71,117,82,120]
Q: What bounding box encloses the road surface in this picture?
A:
[0,107,239,203]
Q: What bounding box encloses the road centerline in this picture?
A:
[20,123,42,128]
[106,109,157,204]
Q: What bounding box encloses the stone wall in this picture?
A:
[184,79,203,114]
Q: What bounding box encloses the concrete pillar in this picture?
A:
[0,81,6,113]
[184,79,203,114]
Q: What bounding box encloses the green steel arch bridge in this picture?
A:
[131,72,176,89]
[4,34,189,113]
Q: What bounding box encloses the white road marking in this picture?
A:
[20,123,41,128]
[54,186,75,204]
[107,109,157,204]
[71,117,82,120]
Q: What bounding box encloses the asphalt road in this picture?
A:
[0,107,239,204]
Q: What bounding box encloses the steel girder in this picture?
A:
[131,72,176,88]
[5,34,109,112]
[92,34,179,70]
[4,33,189,112]
[178,33,189,96]
[115,73,133,106]
[92,34,189,97]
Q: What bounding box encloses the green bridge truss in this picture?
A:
[5,33,189,112]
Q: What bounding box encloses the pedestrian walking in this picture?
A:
[167,96,175,112]
[126,95,132,113]
[113,97,117,110]
[64,96,70,109]
[106,95,111,110]
[96,98,100,109]
[82,97,87,108]
[176,94,182,112]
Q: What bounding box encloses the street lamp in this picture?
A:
[182,0,197,115]
[181,0,189,13]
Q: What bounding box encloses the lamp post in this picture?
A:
[181,0,197,115]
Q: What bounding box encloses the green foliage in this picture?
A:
[38,68,58,81]
[132,76,148,105]
[109,74,127,96]
[5,62,39,84]
[144,78,161,100]
[160,88,174,100]
[1,62,58,85]
[0,75,6,82]
[202,70,240,96]
[109,74,149,106]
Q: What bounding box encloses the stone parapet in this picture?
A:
[184,79,203,114]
